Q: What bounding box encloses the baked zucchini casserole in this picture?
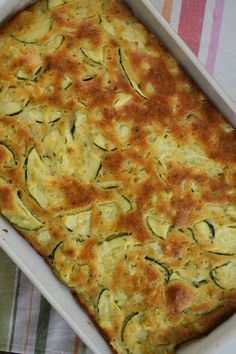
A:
[0,1,236,353]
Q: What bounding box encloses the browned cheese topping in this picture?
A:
[0,1,236,353]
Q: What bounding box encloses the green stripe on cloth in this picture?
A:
[9,268,21,352]
[34,295,51,354]
[0,249,17,351]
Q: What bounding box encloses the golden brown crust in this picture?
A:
[0,1,236,353]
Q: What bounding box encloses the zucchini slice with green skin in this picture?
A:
[49,240,64,261]
[80,47,103,66]
[84,153,101,183]
[50,239,78,282]
[105,232,131,242]
[94,134,107,151]
[97,289,121,328]
[0,100,26,116]
[146,215,171,240]
[211,262,236,290]
[118,48,147,99]
[4,194,42,230]
[61,210,91,236]
[0,178,43,230]
[46,34,64,53]
[61,75,73,90]
[121,311,139,342]
[25,106,63,124]
[17,66,44,82]
[82,75,97,82]
[187,227,197,243]
[26,147,51,208]
[11,16,52,44]
[96,181,121,189]
[100,15,115,36]
[193,219,215,244]
[98,233,133,261]
[118,195,132,213]
[144,256,171,283]
[0,142,17,167]
[207,251,234,256]
[93,133,116,151]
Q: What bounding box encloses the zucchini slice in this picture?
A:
[100,16,115,36]
[212,226,236,255]
[0,179,42,230]
[2,196,42,231]
[177,260,210,288]
[93,133,116,151]
[93,134,108,151]
[193,219,215,244]
[96,181,121,189]
[98,289,121,329]
[121,312,140,343]
[46,34,64,53]
[51,240,77,282]
[114,93,132,108]
[0,142,17,167]
[62,210,91,236]
[38,229,51,246]
[0,100,25,116]
[49,240,64,261]
[81,47,103,66]
[146,215,171,239]
[17,66,43,82]
[144,256,171,283]
[26,147,51,208]
[98,233,133,268]
[12,16,52,44]
[61,75,73,90]
[25,106,63,124]
[84,153,101,182]
[119,48,147,99]
[211,262,236,290]
[105,232,131,241]
[118,195,132,213]
[118,124,131,143]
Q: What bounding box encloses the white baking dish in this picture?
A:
[0,1,236,353]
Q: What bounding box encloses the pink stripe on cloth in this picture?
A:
[206,0,225,74]
[178,0,207,56]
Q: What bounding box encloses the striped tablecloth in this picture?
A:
[1,1,236,353]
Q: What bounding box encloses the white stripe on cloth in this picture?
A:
[10,272,41,354]
[6,266,18,350]
[213,0,236,103]
[198,0,216,64]
[170,0,182,31]
[149,0,164,14]
[45,307,75,354]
